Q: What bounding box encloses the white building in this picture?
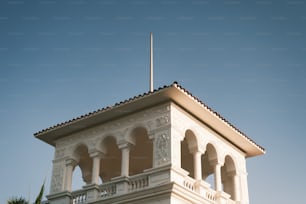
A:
[35,82,264,204]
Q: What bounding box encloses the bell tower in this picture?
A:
[35,82,264,204]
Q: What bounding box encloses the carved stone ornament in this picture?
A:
[155,133,170,166]
[156,115,170,127]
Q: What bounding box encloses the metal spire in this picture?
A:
[150,32,153,92]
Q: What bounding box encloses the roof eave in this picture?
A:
[35,84,265,157]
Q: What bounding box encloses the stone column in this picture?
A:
[233,174,240,201]
[64,159,77,192]
[193,150,202,181]
[214,162,222,192]
[85,151,104,203]
[90,152,104,185]
[119,143,132,177]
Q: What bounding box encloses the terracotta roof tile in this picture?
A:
[34,81,264,152]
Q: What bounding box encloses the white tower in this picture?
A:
[35,82,264,204]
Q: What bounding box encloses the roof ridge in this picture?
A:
[34,82,176,136]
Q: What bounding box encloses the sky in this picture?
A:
[0,0,305,203]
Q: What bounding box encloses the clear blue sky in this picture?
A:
[0,0,305,203]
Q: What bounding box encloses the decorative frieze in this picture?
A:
[155,115,170,127]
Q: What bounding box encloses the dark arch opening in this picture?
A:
[129,127,153,176]
[181,130,198,178]
[202,143,218,189]
[221,155,237,200]
[72,144,92,188]
[100,136,121,182]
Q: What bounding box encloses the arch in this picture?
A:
[99,136,121,182]
[221,154,237,174]
[126,122,152,139]
[99,134,119,153]
[72,144,92,185]
[185,129,198,150]
[181,129,199,179]
[71,166,85,191]
[221,155,237,200]
[72,142,90,160]
[202,140,223,162]
[129,126,153,176]
[201,143,218,188]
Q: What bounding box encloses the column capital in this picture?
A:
[209,159,224,166]
[89,151,104,158]
[189,147,204,155]
[118,142,133,150]
[147,130,155,140]
[65,158,78,166]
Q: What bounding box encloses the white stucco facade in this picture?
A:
[36,83,264,204]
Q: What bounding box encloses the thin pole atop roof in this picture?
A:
[150,32,153,92]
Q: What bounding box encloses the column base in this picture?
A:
[215,191,231,204]
[111,176,129,195]
[83,184,100,202]
[46,191,72,204]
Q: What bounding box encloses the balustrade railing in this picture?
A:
[100,183,116,198]
[205,188,216,202]
[69,169,236,204]
[72,189,87,204]
[128,174,149,192]
[183,176,196,192]
[70,174,149,203]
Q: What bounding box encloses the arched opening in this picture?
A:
[72,166,86,190]
[201,143,218,189]
[221,155,237,200]
[129,127,153,176]
[73,144,92,186]
[181,130,198,179]
[100,136,121,182]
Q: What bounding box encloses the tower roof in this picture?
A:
[34,82,265,157]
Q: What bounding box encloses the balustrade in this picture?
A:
[72,190,87,204]
[205,188,216,202]
[100,183,116,198]
[128,175,149,192]
[68,170,238,204]
[183,176,196,192]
